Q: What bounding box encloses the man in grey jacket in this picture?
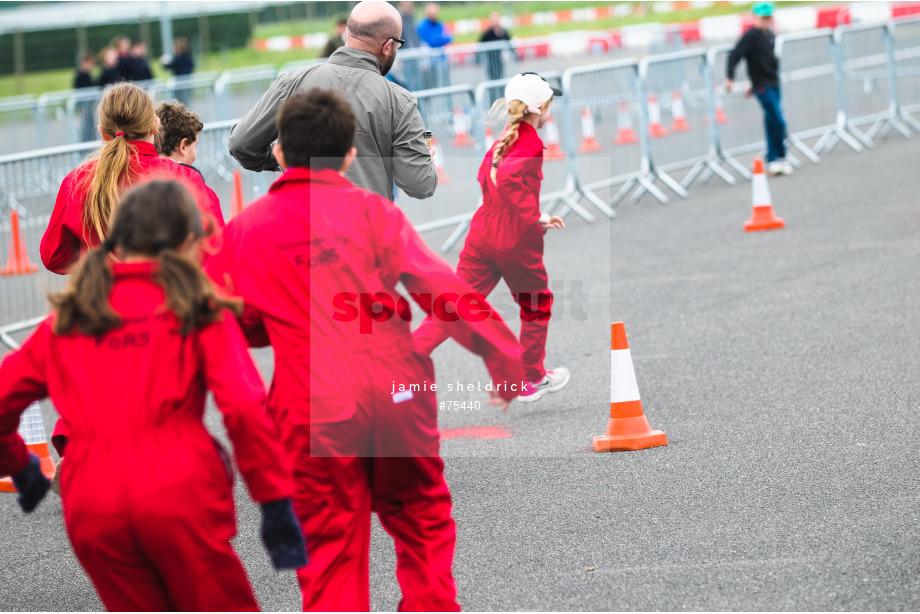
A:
[228,0,437,201]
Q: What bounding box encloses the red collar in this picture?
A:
[111,260,157,278]
[269,167,352,192]
[127,140,158,157]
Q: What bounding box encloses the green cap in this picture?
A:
[752,1,774,16]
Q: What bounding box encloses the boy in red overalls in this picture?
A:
[206,89,524,611]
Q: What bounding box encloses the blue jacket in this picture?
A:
[417,18,452,48]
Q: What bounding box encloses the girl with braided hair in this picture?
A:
[0,180,306,610]
[413,72,570,403]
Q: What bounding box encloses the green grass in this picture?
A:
[1,1,810,98]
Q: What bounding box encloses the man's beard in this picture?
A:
[380,52,396,76]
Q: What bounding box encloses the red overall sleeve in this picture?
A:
[371,197,524,399]
[203,229,270,348]
[198,313,291,502]
[41,170,83,274]
[0,320,52,476]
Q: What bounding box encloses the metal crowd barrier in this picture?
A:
[5,20,920,337]
[834,23,911,140]
[890,16,920,130]
[776,29,858,157]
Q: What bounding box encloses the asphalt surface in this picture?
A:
[2,131,920,611]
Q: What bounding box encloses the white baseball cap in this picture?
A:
[504,72,563,115]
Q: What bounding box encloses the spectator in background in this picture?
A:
[400,1,422,49]
[74,52,98,143]
[162,38,195,106]
[726,1,792,176]
[98,48,123,88]
[321,17,348,58]
[162,37,195,76]
[417,2,452,90]
[397,1,422,91]
[479,12,511,82]
[129,41,153,82]
[113,36,133,81]
[73,52,95,89]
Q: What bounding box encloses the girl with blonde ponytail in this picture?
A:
[40,82,224,275]
[413,73,571,404]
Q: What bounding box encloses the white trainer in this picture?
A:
[767,160,785,176]
[780,159,794,175]
[517,367,571,403]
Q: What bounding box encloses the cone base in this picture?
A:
[451,137,475,148]
[649,125,667,138]
[579,139,603,153]
[671,120,690,132]
[593,430,668,452]
[545,147,565,160]
[744,206,785,232]
[615,133,638,145]
[0,443,56,493]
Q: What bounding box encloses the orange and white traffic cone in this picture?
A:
[0,402,56,492]
[744,158,784,232]
[714,85,728,125]
[543,115,565,161]
[614,100,639,145]
[578,106,603,153]
[0,211,39,277]
[670,90,690,132]
[231,169,244,219]
[451,107,475,148]
[647,93,667,138]
[484,125,496,149]
[431,136,451,185]
[593,322,668,453]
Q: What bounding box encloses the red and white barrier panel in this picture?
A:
[254,3,920,54]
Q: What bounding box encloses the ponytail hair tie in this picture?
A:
[115,131,125,137]
[153,239,172,254]
[101,238,117,253]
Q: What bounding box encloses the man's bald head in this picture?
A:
[347,1,402,44]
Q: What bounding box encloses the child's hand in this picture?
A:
[540,215,565,231]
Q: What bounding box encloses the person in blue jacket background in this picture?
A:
[417,2,452,90]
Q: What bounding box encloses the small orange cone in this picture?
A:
[0,402,56,492]
[714,85,728,125]
[614,100,639,145]
[431,136,450,185]
[593,322,668,452]
[231,170,244,218]
[484,126,495,149]
[451,107,475,148]
[0,211,39,277]
[578,106,603,153]
[647,94,667,139]
[543,115,565,160]
[670,90,690,132]
[744,158,785,232]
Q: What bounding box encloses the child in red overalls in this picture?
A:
[41,82,225,464]
[206,88,524,611]
[0,180,306,611]
[413,72,570,403]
